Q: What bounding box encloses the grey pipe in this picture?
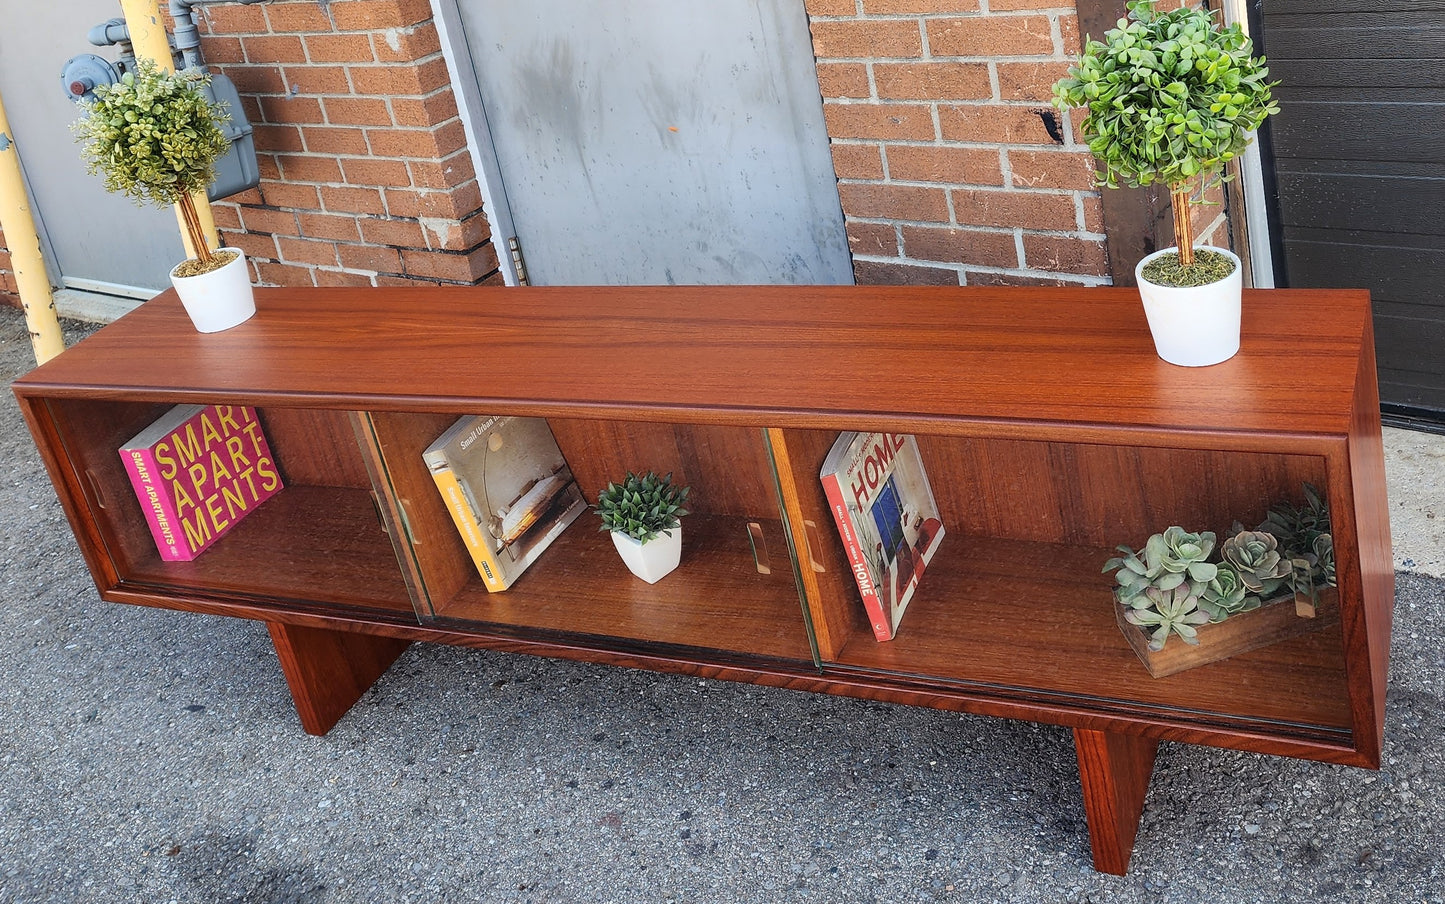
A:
[170,0,270,71]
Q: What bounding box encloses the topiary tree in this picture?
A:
[1052,0,1278,272]
[73,60,231,273]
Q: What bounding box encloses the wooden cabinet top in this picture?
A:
[15,285,1373,440]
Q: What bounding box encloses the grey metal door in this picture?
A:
[1256,1,1445,416]
[0,0,183,293]
[449,0,852,286]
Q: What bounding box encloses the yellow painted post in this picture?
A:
[118,0,219,258]
[0,91,65,364]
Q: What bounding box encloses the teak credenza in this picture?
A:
[12,285,1393,875]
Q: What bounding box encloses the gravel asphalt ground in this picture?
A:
[2,308,1441,903]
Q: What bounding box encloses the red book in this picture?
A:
[820,432,945,641]
[118,404,284,561]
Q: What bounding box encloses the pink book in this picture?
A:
[118,404,284,561]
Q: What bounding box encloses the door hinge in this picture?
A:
[507,236,529,286]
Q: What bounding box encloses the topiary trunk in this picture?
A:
[1169,184,1194,268]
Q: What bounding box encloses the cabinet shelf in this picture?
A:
[421,513,812,662]
[823,537,1351,736]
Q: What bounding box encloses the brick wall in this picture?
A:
[807,0,1114,287]
[200,0,499,289]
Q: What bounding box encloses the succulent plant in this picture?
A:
[1196,562,1260,622]
[1124,583,1212,651]
[1314,533,1335,587]
[1261,483,1331,554]
[594,471,690,544]
[1220,530,1291,596]
[1104,526,1217,606]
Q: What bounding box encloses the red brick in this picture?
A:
[1060,14,1081,54]
[255,261,316,287]
[251,123,304,153]
[210,203,242,230]
[277,154,344,183]
[265,1,333,33]
[853,260,960,286]
[996,61,1071,102]
[929,15,1054,56]
[804,0,855,14]
[328,0,434,31]
[939,104,1059,144]
[953,188,1077,230]
[304,33,376,64]
[202,3,266,35]
[391,92,459,128]
[359,217,427,248]
[446,214,492,251]
[239,206,300,236]
[259,95,324,125]
[277,236,341,267]
[886,145,1002,185]
[201,37,245,65]
[1022,234,1109,276]
[1008,149,1097,191]
[338,243,403,273]
[863,0,979,13]
[242,35,307,64]
[1081,194,1105,233]
[809,20,923,59]
[302,126,370,156]
[408,152,477,190]
[373,22,442,62]
[375,274,429,287]
[989,0,1071,8]
[224,65,287,96]
[402,246,499,283]
[384,182,483,220]
[258,154,282,182]
[280,65,351,96]
[847,222,899,257]
[260,182,321,210]
[228,188,265,206]
[323,97,394,127]
[875,62,990,101]
[824,103,935,141]
[366,125,460,160]
[349,57,450,96]
[902,225,1017,266]
[321,185,388,216]
[219,230,280,261]
[341,157,411,187]
[298,213,363,242]
[837,183,950,222]
[831,144,885,180]
[315,269,376,287]
[816,63,870,99]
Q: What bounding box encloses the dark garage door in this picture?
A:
[1255,1,1445,420]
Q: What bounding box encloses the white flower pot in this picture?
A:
[169,249,256,333]
[1135,246,1243,367]
[610,527,682,584]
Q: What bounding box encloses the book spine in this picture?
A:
[120,447,194,562]
[821,470,893,641]
[428,462,509,592]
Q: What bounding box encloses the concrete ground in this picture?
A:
[2,307,1442,903]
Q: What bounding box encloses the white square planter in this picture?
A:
[610,527,682,583]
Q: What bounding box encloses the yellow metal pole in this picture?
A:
[118,0,219,258]
[0,91,65,364]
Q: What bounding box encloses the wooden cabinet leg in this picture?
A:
[1073,727,1159,875]
[267,622,411,736]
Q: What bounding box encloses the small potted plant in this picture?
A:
[1052,0,1279,367]
[73,60,255,333]
[594,471,690,583]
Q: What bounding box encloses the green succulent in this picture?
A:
[1196,562,1260,622]
[594,471,690,544]
[1261,483,1331,555]
[1220,530,1291,596]
[1313,533,1335,587]
[1124,583,1211,651]
[1104,526,1217,606]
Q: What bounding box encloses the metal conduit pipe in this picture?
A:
[169,0,270,71]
